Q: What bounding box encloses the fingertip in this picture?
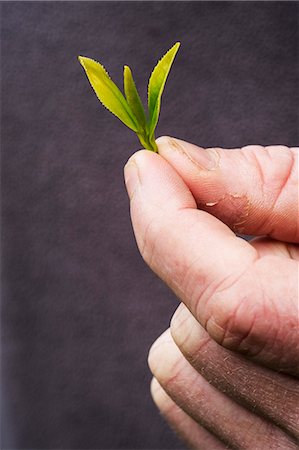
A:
[125,148,153,167]
[150,377,163,400]
[157,136,219,171]
[124,150,160,199]
[150,377,173,413]
[155,135,173,148]
[125,142,196,211]
[148,329,173,374]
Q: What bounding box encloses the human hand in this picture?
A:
[124,137,299,449]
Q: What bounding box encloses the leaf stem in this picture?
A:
[137,133,158,153]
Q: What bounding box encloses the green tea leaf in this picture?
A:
[136,132,158,153]
[147,42,180,140]
[79,43,180,153]
[79,56,139,132]
[124,65,147,131]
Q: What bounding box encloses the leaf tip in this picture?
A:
[170,42,181,56]
[123,65,132,75]
[78,56,91,70]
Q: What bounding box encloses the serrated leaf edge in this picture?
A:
[123,65,147,131]
[79,56,139,132]
[147,42,180,137]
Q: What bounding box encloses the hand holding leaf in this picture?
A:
[79,42,180,152]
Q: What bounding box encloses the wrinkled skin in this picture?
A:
[124,137,299,449]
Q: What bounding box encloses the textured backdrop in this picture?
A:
[1,2,298,449]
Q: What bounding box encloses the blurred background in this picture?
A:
[1,2,298,449]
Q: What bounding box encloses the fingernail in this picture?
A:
[124,159,140,199]
[158,136,219,170]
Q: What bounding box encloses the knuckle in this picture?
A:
[200,265,269,355]
[248,146,298,236]
[201,257,298,373]
[213,146,298,238]
[252,146,297,197]
[265,146,297,206]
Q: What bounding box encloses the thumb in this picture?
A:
[157,137,299,243]
[124,150,299,376]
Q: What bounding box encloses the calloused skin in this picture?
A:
[124,137,299,449]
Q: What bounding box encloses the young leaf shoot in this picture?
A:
[79,42,180,152]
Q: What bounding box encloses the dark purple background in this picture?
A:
[1,2,298,449]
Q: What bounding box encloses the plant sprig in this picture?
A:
[78,42,180,152]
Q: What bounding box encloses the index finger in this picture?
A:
[157,137,299,243]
